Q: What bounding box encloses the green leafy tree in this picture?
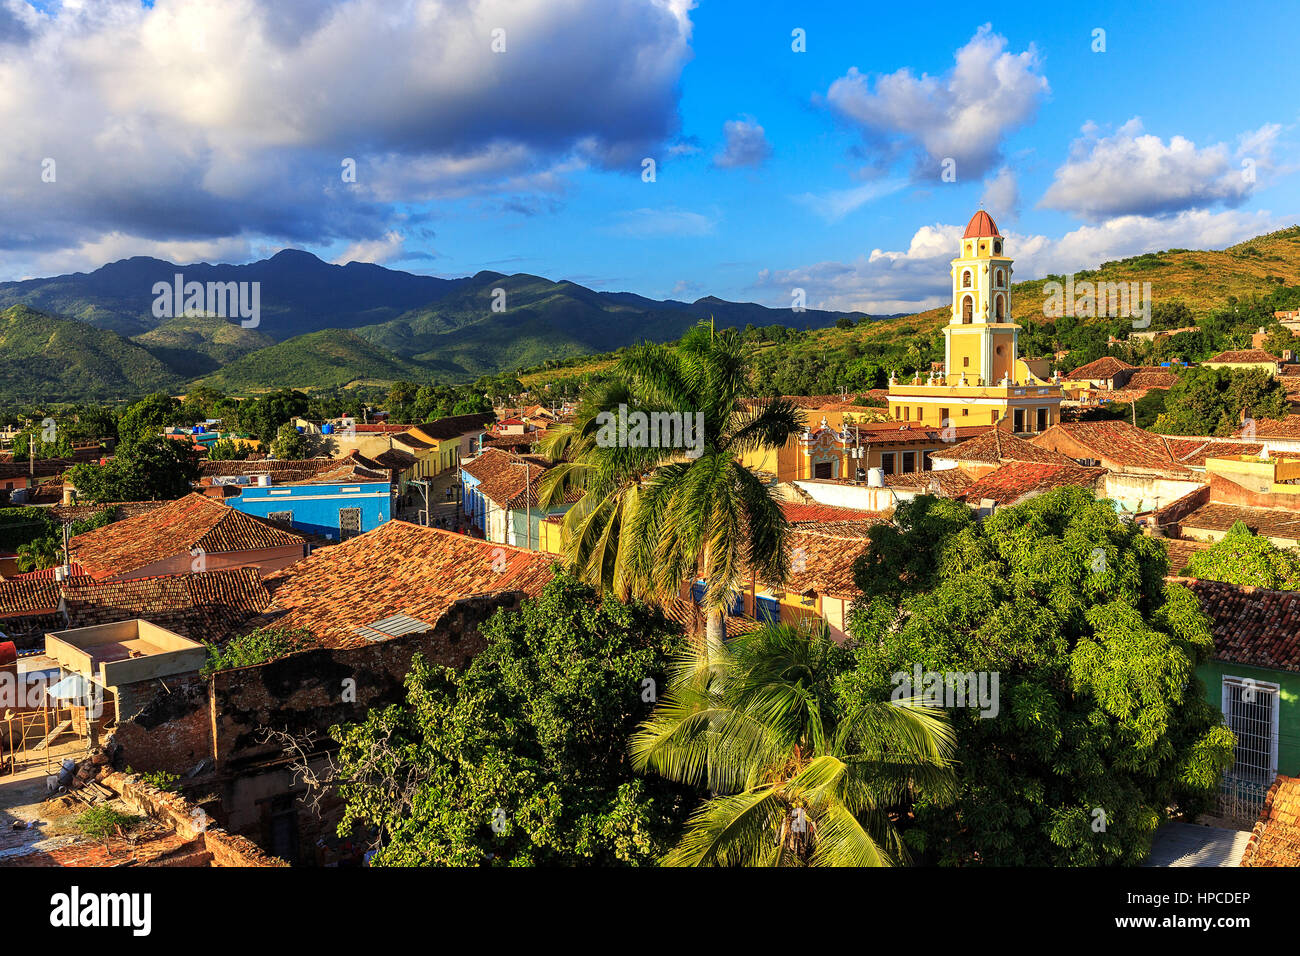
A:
[67,436,198,503]
[12,420,72,459]
[117,393,184,448]
[270,422,313,460]
[332,573,691,866]
[538,323,805,648]
[1260,323,1297,361]
[205,437,252,461]
[843,488,1235,866]
[1184,521,1300,588]
[1153,366,1289,436]
[16,535,61,572]
[65,405,118,446]
[236,389,311,443]
[631,621,956,866]
[202,626,315,676]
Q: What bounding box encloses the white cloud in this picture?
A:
[608,207,717,238]
[0,0,695,272]
[825,24,1047,179]
[713,116,772,169]
[334,231,408,265]
[754,209,1282,313]
[1039,118,1269,220]
[794,177,907,223]
[981,166,1020,221]
[14,233,259,281]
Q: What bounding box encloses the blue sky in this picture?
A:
[2,0,1297,313]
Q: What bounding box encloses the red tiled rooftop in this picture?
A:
[959,463,1106,507]
[1241,776,1300,866]
[1182,578,1300,672]
[780,502,885,525]
[1180,503,1300,542]
[1207,349,1280,364]
[1066,356,1134,380]
[1034,421,1193,474]
[963,209,1000,239]
[931,429,1073,466]
[255,521,554,648]
[69,494,307,579]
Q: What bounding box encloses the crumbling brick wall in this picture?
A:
[111,679,212,775]
[211,592,516,769]
[103,771,287,867]
[112,591,517,776]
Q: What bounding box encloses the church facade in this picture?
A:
[885,209,1062,434]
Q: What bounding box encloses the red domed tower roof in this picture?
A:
[963,209,1000,239]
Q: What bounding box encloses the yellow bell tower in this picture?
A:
[886,210,1061,434]
[944,209,1018,386]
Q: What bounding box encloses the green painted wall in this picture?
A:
[1198,659,1300,776]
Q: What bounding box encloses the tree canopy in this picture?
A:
[841,489,1234,865]
[332,573,691,866]
[1183,521,1300,589]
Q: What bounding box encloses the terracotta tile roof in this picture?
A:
[0,566,271,640]
[70,494,307,579]
[408,413,495,442]
[255,521,554,648]
[1036,421,1193,474]
[959,463,1106,506]
[352,423,411,433]
[780,502,885,525]
[1067,356,1134,380]
[1253,416,1300,439]
[370,448,418,470]
[1241,776,1300,866]
[1181,578,1300,672]
[1126,370,1177,389]
[9,562,89,580]
[61,567,272,642]
[199,458,336,477]
[931,429,1074,465]
[1162,537,1210,575]
[482,434,541,451]
[782,526,876,598]
[0,578,74,617]
[1207,349,1280,364]
[883,469,975,495]
[963,209,999,238]
[739,524,877,601]
[50,501,169,523]
[1181,503,1300,542]
[1161,438,1264,467]
[294,461,389,485]
[661,598,764,639]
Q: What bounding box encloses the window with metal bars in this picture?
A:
[1222,677,1279,783]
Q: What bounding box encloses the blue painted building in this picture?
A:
[461,467,487,535]
[227,479,392,541]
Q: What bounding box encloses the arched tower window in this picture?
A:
[995,294,1004,321]
[995,268,1004,287]
[962,270,972,289]
[993,240,1002,256]
[962,296,973,323]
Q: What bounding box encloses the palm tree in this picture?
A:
[630,621,957,866]
[537,323,804,648]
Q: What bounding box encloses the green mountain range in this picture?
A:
[192,329,437,392]
[0,251,874,400]
[0,305,179,402]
